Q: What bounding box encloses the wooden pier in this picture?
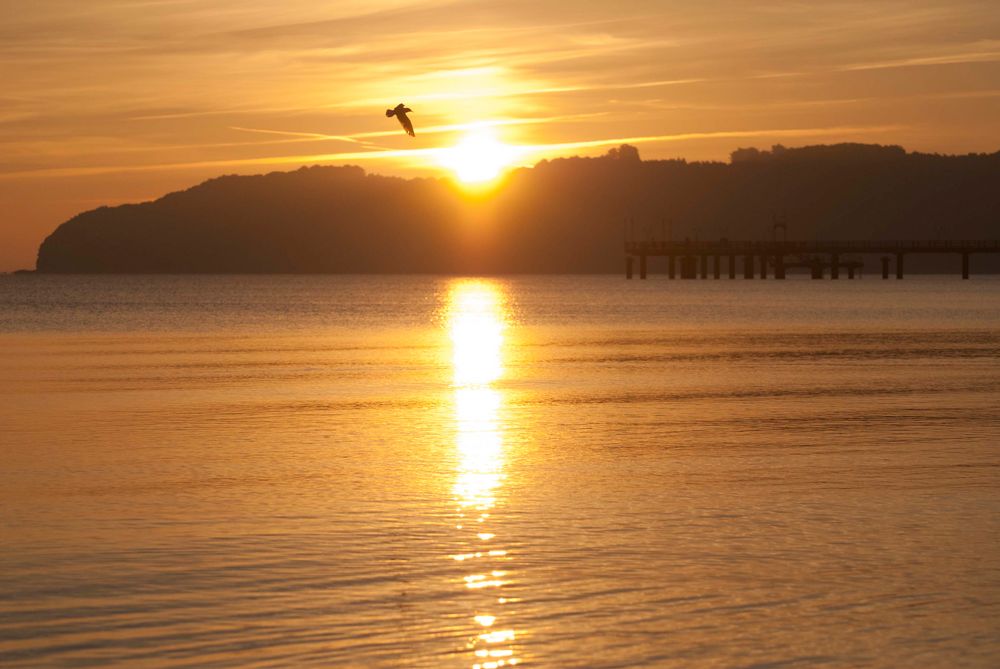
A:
[625,239,1000,280]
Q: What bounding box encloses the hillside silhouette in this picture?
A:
[36,143,1000,273]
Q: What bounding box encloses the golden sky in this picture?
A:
[1,0,999,270]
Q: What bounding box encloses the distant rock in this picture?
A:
[36,144,1000,273]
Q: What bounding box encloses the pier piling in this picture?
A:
[682,255,696,279]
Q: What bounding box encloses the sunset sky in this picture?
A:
[1,0,998,270]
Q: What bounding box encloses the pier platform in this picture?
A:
[624,239,1000,280]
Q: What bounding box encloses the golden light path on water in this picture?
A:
[446,280,520,669]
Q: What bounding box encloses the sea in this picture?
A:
[1,274,999,668]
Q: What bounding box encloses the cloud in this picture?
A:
[526,124,909,154]
[840,44,1000,72]
[230,113,602,143]
[0,123,907,180]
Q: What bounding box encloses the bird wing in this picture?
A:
[397,112,415,137]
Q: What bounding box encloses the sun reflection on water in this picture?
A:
[446,279,520,668]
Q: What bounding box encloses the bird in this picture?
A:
[385,103,415,137]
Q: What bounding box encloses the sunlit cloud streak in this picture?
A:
[230,113,606,142]
[0,124,907,180]
[526,124,909,154]
[839,45,1000,72]
[0,114,610,163]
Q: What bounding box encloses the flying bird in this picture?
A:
[386,103,415,137]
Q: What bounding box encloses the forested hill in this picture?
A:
[36,143,1000,273]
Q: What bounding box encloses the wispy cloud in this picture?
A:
[527,124,909,154]
[230,113,603,143]
[840,44,1000,72]
[0,123,907,180]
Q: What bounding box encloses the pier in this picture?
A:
[624,239,1000,280]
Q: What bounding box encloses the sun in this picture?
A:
[437,129,520,184]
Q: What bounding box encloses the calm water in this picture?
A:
[1,275,999,668]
